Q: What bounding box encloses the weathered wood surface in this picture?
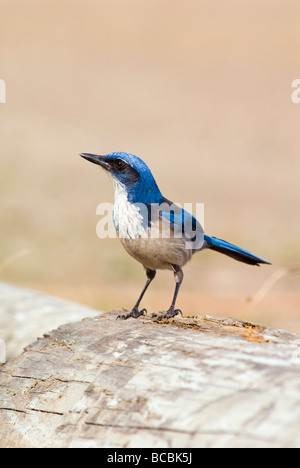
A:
[1,309,300,448]
[0,282,99,360]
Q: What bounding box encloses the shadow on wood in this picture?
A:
[1,310,300,448]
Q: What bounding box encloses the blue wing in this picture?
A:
[156,198,204,250]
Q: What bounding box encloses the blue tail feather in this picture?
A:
[204,235,270,266]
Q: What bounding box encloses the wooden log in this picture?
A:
[1,309,300,448]
[0,282,99,360]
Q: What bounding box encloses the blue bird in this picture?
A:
[80,152,270,320]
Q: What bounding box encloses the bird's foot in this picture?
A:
[152,308,183,321]
[117,307,147,320]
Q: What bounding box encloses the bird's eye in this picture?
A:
[113,159,126,171]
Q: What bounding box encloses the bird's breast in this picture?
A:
[112,180,193,269]
[112,180,147,239]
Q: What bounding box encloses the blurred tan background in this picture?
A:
[1,0,299,332]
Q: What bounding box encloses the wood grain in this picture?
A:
[1,311,300,448]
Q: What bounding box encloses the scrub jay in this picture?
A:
[80,152,270,320]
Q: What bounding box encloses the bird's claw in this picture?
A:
[152,308,183,320]
[116,307,147,320]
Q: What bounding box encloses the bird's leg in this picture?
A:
[117,269,156,320]
[153,266,183,320]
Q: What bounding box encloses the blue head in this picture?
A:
[80,152,163,204]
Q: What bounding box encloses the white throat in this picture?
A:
[111,177,146,239]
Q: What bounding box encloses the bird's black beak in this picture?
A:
[80,153,110,170]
